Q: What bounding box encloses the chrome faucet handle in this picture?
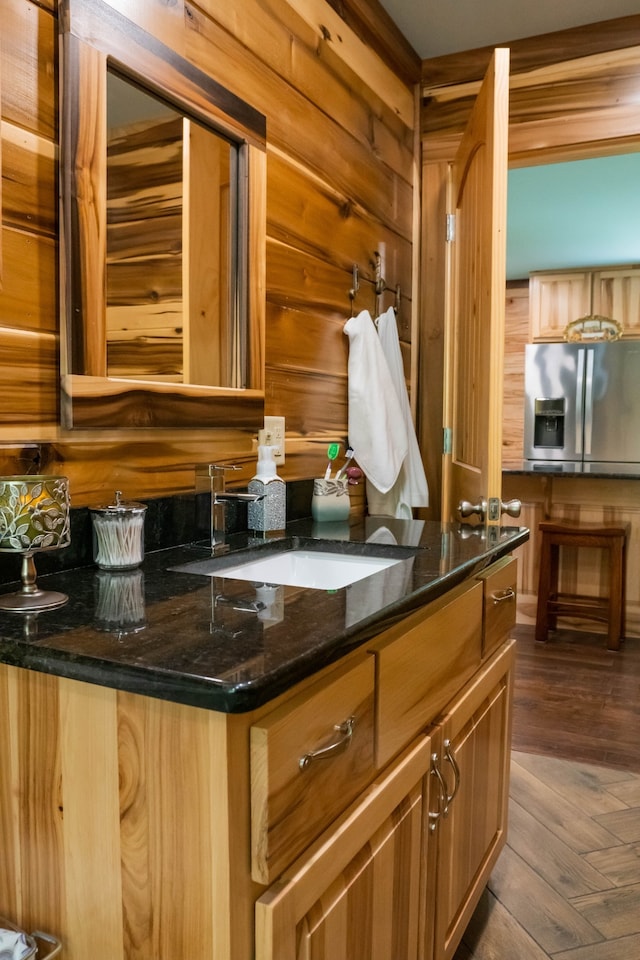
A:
[210,463,241,494]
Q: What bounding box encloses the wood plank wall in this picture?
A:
[0,0,419,507]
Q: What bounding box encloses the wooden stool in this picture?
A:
[536,519,630,651]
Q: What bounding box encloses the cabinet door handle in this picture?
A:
[491,587,515,605]
[429,752,447,832]
[443,739,461,815]
[299,716,355,770]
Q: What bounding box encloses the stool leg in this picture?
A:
[622,537,628,640]
[548,542,559,631]
[536,535,553,643]
[607,538,624,651]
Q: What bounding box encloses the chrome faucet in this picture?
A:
[207,464,263,555]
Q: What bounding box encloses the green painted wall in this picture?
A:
[506,152,640,280]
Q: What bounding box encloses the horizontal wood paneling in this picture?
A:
[196,0,415,133]
[2,123,56,236]
[1,228,57,333]
[422,15,640,88]
[186,7,414,236]
[267,151,413,303]
[0,328,59,424]
[266,367,347,436]
[323,0,421,88]
[422,44,640,164]
[2,0,56,140]
[0,0,416,508]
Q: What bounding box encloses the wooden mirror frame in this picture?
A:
[59,0,266,429]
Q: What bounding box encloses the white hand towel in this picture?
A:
[343,310,408,494]
[366,306,429,516]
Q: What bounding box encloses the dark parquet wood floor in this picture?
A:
[510,624,640,772]
[453,625,640,960]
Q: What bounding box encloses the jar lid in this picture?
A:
[90,490,147,514]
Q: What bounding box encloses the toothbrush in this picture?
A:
[335,446,354,481]
[324,442,340,480]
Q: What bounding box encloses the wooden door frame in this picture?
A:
[418,28,640,519]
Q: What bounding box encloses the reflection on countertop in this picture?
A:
[0,517,528,714]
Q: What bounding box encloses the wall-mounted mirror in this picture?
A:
[59,0,266,428]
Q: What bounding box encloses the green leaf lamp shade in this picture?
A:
[0,476,71,611]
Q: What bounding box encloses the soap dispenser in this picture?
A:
[247,445,286,534]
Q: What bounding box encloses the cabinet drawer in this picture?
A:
[251,655,375,884]
[477,557,517,657]
[373,581,483,769]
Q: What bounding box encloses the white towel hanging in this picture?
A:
[366,306,429,517]
[343,309,408,494]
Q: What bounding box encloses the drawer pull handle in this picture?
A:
[491,587,515,605]
[299,716,355,770]
[443,739,461,816]
[429,752,447,832]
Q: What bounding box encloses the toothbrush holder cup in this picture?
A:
[311,477,350,522]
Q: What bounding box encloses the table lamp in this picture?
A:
[0,475,71,611]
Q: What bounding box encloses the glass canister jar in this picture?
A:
[90,490,147,570]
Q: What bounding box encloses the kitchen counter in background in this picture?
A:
[0,517,528,713]
[504,462,640,478]
[502,468,640,638]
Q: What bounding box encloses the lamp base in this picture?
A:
[0,588,69,612]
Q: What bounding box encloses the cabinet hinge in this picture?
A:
[446,214,456,242]
[443,427,452,454]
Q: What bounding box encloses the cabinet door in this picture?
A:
[592,266,640,337]
[529,271,591,341]
[432,640,515,960]
[255,736,433,960]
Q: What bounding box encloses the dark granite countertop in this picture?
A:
[504,462,640,479]
[0,517,529,714]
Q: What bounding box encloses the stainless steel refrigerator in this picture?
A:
[524,341,640,473]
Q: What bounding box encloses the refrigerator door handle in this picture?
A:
[584,348,594,455]
[575,348,585,456]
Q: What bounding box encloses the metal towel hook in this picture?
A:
[348,263,359,316]
[374,251,385,315]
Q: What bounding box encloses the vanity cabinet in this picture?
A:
[529,265,640,341]
[254,561,516,960]
[0,557,517,960]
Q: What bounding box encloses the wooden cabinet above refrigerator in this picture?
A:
[529,265,640,341]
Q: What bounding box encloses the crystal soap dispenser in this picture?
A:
[247,445,286,534]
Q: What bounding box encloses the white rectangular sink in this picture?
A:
[189,549,402,590]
